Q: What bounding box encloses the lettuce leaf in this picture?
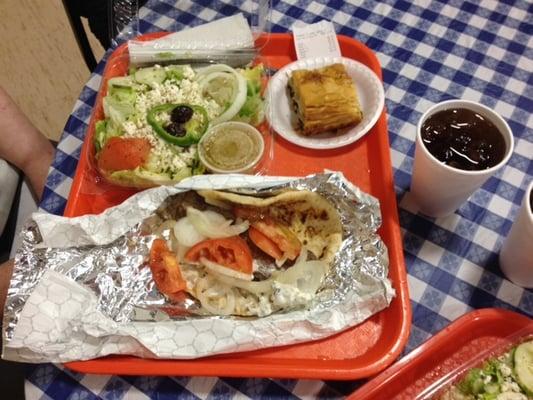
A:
[234,64,265,126]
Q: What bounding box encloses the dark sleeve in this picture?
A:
[75,0,111,49]
[76,0,149,49]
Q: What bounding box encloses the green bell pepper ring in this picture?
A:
[147,103,209,147]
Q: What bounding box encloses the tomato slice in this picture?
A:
[248,226,283,260]
[97,137,151,172]
[184,236,253,276]
[149,239,187,295]
[251,220,301,261]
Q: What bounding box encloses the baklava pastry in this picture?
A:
[288,63,363,136]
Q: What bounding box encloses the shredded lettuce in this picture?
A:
[94,120,122,152]
[234,64,265,126]
[102,97,135,126]
[455,353,522,398]
[94,121,108,152]
[165,65,185,82]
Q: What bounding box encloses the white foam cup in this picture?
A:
[411,100,514,218]
[499,181,533,288]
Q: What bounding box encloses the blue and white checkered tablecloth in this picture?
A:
[28,0,532,398]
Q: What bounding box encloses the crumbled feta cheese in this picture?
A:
[135,78,221,119]
[119,67,224,177]
[496,393,527,400]
[238,294,273,317]
[499,363,512,377]
[500,381,523,393]
[271,282,312,309]
[182,66,195,80]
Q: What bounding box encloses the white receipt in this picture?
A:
[292,20,341,59]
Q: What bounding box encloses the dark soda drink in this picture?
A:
[421,108,506,171]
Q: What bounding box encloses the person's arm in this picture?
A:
[0,260,14,320]
[0,87,54,200]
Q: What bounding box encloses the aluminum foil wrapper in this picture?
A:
[2,172,394,362]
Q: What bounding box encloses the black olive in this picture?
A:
[166,122,186,137]
[171,105,194,123]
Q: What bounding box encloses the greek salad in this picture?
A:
[94,63,264,187]
[437,340,533,400]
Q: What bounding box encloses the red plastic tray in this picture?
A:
[350,308,533,399]
[63,33,411,380]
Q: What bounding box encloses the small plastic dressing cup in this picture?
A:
[499,181,533,288]
[410,100,514,218]
[198,122,265,174]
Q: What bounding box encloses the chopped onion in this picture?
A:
[186,207,249,238]
[200,257,253,281]
[273,260,328,295]
[173,216,206,247]
[195,64,246,124]
[210,270,273,295]
[195,276,236,315]
[294,247,308,265]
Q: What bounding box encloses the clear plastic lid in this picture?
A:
[110,0,271,62]
[109,0,140,47]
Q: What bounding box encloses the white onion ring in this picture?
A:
[272,260,328,295]
[195,64,246,124]
[199,71,237,105]
[195,276,236,315]
[212,272,273,295]
[186,207,249,238]
[173,216,206,247]
[200,257,253,281]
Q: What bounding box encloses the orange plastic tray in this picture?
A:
[350,308,533,399]
[63,33,411,380]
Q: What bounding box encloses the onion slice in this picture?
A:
[173,216,206,247]
[195,276,236,315]
[200,257,253,281]
[294,247,308,265]
[195,64,246,124]
[272,260,328,295]
[186,207,249,238]
[199,71,237,106]
[209,270,273,295]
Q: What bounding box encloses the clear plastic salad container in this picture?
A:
[109,0,140,47]
[418,326,533,400]
[108,0,270,48]
[83,0,274,193]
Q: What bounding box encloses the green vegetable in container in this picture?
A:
[439,340,533,400]
[233,64,265,126]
